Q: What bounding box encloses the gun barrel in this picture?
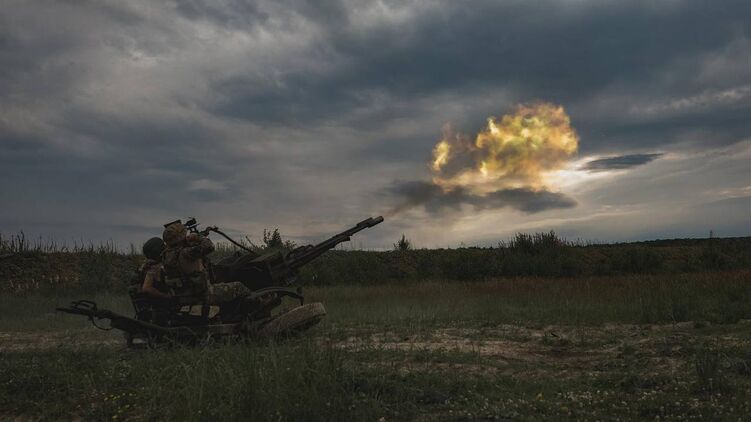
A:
[287,216,384,270]
[357,216,384,229]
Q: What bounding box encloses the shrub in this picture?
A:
[393,234,413,251]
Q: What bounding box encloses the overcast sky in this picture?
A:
[1,0,750,249]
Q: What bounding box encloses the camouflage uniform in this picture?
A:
[138,258,160,275]
[141,261,172,299]
[137,237,171,300]
[162,222,250,305]
[162,233,213,298]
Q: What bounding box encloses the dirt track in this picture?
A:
[0,329,122,352]
[6,321,749,370]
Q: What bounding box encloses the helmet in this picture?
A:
[163,222,187,246]
[142,237,166,260]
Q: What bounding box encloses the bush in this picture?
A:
[507,231,566,254]
[393,234,413,251]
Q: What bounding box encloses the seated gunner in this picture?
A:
[154,220,251,305]
[138,236,171,301]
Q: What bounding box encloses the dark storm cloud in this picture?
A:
[209,0,751,145]
[583,153,664,172]
[175,0,349,29]
[387,181,576,215]
[1,0,750,245]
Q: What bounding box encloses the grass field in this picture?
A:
[3,234,751,294]
[2,271,751,420]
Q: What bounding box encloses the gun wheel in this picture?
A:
[257,302,326,338]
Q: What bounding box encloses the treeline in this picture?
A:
[1,232,750,293]
[297,234,751,285]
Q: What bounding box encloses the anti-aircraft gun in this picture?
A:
[56,216,384,347]
[212,216,384,290]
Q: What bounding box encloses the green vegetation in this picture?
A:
[3,272,750,333]
[301,234,751,285]
[1,341,391,421]
[3,231,751,293]
[316,271,751,327]
[0,232,127,255]
[2,274,751,420]
[393,234,413,251]
[2,232,751,420]
[6,334,747,421]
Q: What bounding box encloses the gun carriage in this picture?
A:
[57,216,384,347]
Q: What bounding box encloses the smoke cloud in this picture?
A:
[387,180,576,215]
[431,102,579,192]
[389,102,579,215]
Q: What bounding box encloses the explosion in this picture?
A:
[431,102,579,194]
[387,102,580,215]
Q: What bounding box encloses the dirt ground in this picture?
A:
[3,320,751,420]
[5,319,750,368]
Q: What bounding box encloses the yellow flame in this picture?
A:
[479,161,489,177]
[431,139,451,172]
[430,102,578,193]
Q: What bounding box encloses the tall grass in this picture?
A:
[0,232,127,255]
[309,271,751,327]
[3,271,750,334]
[0,292,132,331]
[0,340,398,421]
[2,231,750,293]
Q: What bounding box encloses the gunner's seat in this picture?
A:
[127,286,208,326]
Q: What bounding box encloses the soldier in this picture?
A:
[161,221,212,300]
[161,220,251,305]
[138,237,172,301]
